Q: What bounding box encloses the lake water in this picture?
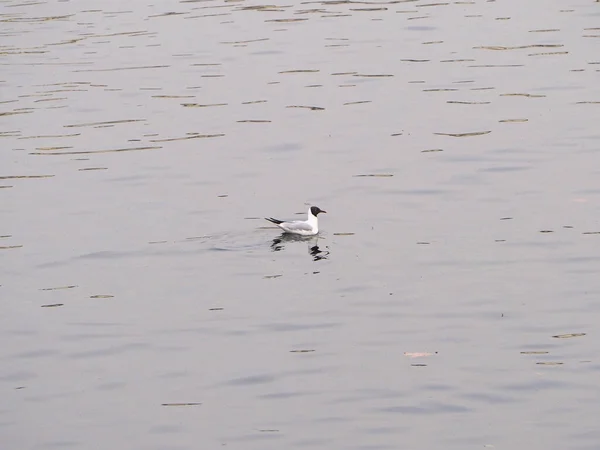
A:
[2,0,600,449]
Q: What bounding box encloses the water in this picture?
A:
[2,0,600,448]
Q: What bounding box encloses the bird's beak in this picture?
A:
[321,210,327,214]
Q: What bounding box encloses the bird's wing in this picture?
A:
[281,221,313,231]
[265,217,284,225]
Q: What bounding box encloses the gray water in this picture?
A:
[2,0,600,449]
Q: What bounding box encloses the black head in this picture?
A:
[310,206,327,216]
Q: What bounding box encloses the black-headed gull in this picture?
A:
[265,206,327,236]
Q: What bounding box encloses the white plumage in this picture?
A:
[265,206,327,236]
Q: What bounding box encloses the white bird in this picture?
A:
[265,206,327,236]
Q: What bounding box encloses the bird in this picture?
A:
[265,206,327,236]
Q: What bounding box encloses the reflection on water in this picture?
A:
[270,234,330,261]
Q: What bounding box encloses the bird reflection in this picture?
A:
[270,234,330,261]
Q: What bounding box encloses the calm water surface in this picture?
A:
[2,0,600,449]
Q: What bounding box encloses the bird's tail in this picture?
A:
[265,217,284,225]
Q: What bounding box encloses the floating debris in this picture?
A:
[529,51,569,57]
[343,100,371,105]
[290,349,315,353]
[149,12,187,18]
[181,103,227,108]
[353,174,393,177]
[64,119,145,128]
[74,65,169,73]
[78,167,108,171]
[286,105,325,110]
[353,73,394,78]
[149,134,224,142]
[404,352,437,358]
[0,174,54,179]
[552,333,586,339]
[209,308,224,311]
[237,120,271,123]
[500,93,546,98]
[221,38,269,45]
[350,7,388,11]
[0,245,23,250]
[536,362,563,366]
[34,97,66,103]
[0,110,33,117]
[41,303,64,308]
[30,146,162,155]
[499,118,528,123]
[265,18,308,22]
[152,95,195,99]
[90,295,114,299]
[322,13,352,18]
[434,131,491,137]
[39,285,77,291]
[447,101,490,104]
[36,146,73,151]
[183,236,211,242]
[264,274,283,279]
[238,4,282,11]
[279,69,319,74]
[333,232,355,236]
[187,13,232,19]
[521,351,549,355]
[475,44,563,51]
[296,8,329,15]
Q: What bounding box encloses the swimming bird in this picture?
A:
[265,206,327,236]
